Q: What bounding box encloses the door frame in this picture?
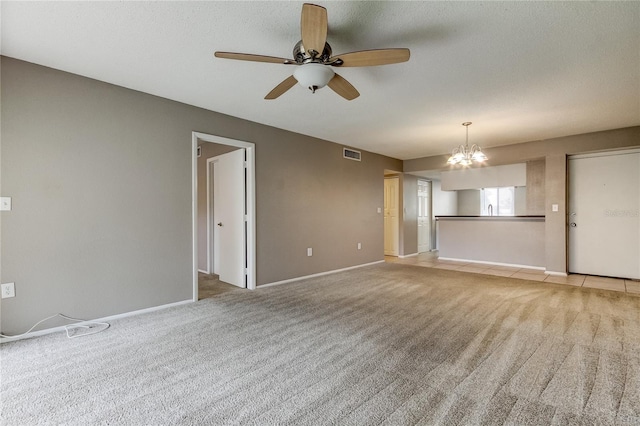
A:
[192,131,256,301]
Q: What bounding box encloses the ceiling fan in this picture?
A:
[214,3,410,101]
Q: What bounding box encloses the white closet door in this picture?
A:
[214,149,246,288]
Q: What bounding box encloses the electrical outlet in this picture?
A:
[0,197,11,211]
[357,243,362,250]
[1,283,15,299]
[307,247,312,257]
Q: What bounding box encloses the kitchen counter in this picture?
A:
[436,216,546,269]
[436,215,544,221]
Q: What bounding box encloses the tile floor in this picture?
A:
[387,252,640,295]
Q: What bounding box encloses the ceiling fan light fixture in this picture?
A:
[293,63,335,93]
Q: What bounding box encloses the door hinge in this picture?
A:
[244,215,248,222]
[244,161,248,169]
[245,268,249,275]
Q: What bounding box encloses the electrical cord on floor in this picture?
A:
[0,313,110,340]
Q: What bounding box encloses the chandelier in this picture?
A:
[447,122,487,166]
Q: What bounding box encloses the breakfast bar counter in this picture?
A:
[435,216,545,269]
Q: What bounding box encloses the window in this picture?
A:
[481,187,515,216]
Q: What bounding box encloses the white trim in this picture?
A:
[399,253,418,258]
[198,269,208,274]
[545,270,568,276]
[0,300,193,343]
[437,257,546,271]
[260,260,384,288]
[192,132,256,299]
[192,135,199,301]
[569,147,640,160]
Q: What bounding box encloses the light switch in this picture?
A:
[0,197,11,211]
[377,207,382,213]
[552,204,559,212]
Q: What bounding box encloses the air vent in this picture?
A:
[343,148,361,162]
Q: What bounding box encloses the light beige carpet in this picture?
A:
[2,263,640,425]
[198,272,241,300]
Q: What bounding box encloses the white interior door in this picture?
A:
[384,177,400,256]
[418,180,431,253]
[213,149,246,288]
[568,149,640,279]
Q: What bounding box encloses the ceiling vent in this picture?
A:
[343,148,361,162]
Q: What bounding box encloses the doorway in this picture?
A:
[192,132,256,301]
[568,148,640,279]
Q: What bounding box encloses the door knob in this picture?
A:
[217,222,223,227]
[570,223,577,227]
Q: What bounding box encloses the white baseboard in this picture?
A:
[198,269,209,274]
[437,257,546,271]
[260,260,385,288]
[545,270,568,276]
[0,299,193,343]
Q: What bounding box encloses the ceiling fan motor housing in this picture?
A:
[293,40,333,63]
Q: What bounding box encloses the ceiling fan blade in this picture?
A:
[265,75,298,100]
[215,52,295,65]
[327,73,360,101]
[329,48,410,67]
[300,3,328,57]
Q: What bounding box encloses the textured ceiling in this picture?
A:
[2,1,639,161]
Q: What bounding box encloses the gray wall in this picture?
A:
[457,190,481,215]
[514,187,527,216]
[526,159,546,215]
[405,126,640,273]
[0,57,401,334]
